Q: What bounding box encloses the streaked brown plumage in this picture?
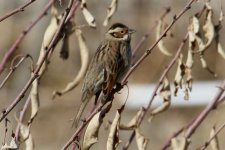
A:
[73,23,135,127]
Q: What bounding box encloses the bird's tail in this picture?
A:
[72,99,89,128]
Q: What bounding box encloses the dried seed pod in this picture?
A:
[210,126,220,150]
[80,0,96,27]
[135,128,149,150]
[156,19,172,56]
[83,102,112,150]
[171,137,188,150]
[107,105,124,150]
[103,0,118,26]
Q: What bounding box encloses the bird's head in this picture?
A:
[105,23,135,41]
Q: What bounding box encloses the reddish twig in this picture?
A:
[0,0,36,22]
[199,119,225,150]
[61,103,104,150]
[132,7,171,58]
[14,0,81,142]
[0,0,54,76]
[123,34,189,150]
[160,82,225,150]
[14,96,31,142]
[159,5,208,150]
[184,81,225,138]
[63,0,195,149]
[122,0,194,83]
[0,54,33,89]
[160,111,200,150]
[0,0,76,122]
[121,0,196,148]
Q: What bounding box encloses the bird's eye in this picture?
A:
[120,30,125,34]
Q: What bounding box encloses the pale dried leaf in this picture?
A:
[186,47,194,69]
[185,67,192,92]
[174,54,186,96]
[191,16,200,34]
[210,126,220,150]
[83,112,101,150]
[187,16,199,51]
[184,87,189,101]
[171,137,187,150]
[20,123,33,150]
[156,20,172,56]
[135,128,149,150]
[120,107,144,130]
[185,50,193,92]
[149,77,171,118]
[217,42,225,60]
[1,136,18,150]
[81,0,96,27]
[29,78,39,124]
[216,9,225,60]
[42,11,59,54]
[103,0,118,26]
[51,5,58,17]
[150,101,170,116]
[203,3,214,45]
[199,54,217,77]
[193,3,215,53]
[52,29,89,99]
[107,107,124,150]
[219,8,224,23]
[83,102,112,150]
[159,77,171,102]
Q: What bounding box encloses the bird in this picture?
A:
[73,23,135,127]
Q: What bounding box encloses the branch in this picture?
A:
[0,54,33,89]
[62,0,195,149]
[123,34,189,150]
[132,7,171,58]
[199,121,225,150]
[122,0,194,83]
[0,0,36,22]
[61,84,124,149]
[0,0,76,122]
[121,0,197,149]
[61,104,104,150]
[184,81,225,138]
[0,0,53,76]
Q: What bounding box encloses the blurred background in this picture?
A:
[0,0,225,149]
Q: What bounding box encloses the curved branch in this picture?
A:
[0,0,53,76]
[0,0,77,122]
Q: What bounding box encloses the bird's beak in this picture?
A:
[128,29,136,34]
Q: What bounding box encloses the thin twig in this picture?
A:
[200,120,225,150]
[61,103,104,150]
[123,34,189,150]
[0,0,76,122]
[14,0,80,142]
[132,7,171,58]
[14,95,31,142]
[160,81,225,150]
[0,0,36,22]
[0,0,53,76]
[121,0,196,148]
[122,0,194,83]
[63,0,195,149]
[0,54,33,89]
[184,81,225,138]
[160,5,209,149]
